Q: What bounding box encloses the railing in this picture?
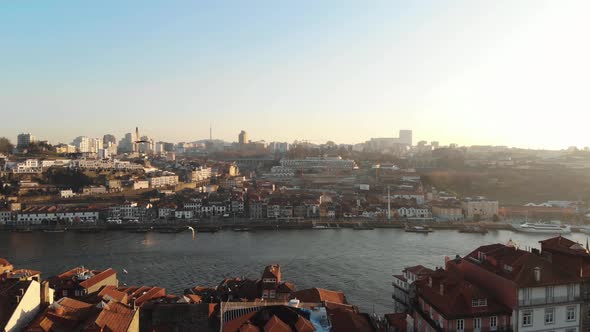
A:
[518,295,581,307]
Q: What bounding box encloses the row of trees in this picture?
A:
[0,137,13,154]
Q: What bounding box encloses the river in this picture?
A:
[1,228,587,313]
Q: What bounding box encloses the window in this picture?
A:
[568,284,576,299]
[567,306,576,321]
[490,316,497,330]
[504,264,513,272]
[546,286,554,302]
[474,317,481,329]
[521,287,532,304]
[545,308,555,325]
[472,298,487,307]
[456,319,464,331]
[522,311,532,327]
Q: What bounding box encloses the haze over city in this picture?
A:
[1,1,589,149]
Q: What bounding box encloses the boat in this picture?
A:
[513,222,571,234]
[405,225,433,233]
[233,227,251,232]
[459,226,488,234]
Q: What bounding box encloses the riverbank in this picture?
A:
[0,219,519,233]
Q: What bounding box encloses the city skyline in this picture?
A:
[2,1,590,149]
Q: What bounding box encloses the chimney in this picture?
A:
[534,267,541,282]
[41,281,52,307]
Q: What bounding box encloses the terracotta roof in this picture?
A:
[184,294,203,304]
[540,236,590,256]
[223,311,258,332]
[134,287,166,306]
[294,316,315,332]
[466,243,581,287]
[240,322,262,332]
[26,297,98,331]
[98,285,128,304]
[0,258,10,267]
[290,288,347,304]
[404,265,434,276]
[90,302,136,332]
[326,305,374,332]
[264,315,291,332]
[79,268,117,289]
[416,269,511,319]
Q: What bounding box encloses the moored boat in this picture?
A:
[405,225,433,233]
[233,227,251,232]
[513,222,571,234]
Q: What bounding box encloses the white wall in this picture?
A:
[4,280,41,332]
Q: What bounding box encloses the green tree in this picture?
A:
[0,137,14,154]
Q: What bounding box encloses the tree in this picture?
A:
[0,137,14,154]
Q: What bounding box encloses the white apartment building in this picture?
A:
[191,167,212,182]
[397,207,431,218]
[149,175,179,188]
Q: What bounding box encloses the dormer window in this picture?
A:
[504,264,513,272]
[472,298,487,307]
[477,251,486,261]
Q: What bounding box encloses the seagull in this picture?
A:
[123,269,128,274]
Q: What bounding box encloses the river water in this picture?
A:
[1,228,588,313]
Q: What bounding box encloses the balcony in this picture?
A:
[518,295,581,307]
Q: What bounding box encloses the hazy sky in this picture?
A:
[1,1,589,149]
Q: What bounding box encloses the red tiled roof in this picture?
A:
[466,243,581,287]
[326,305,374,332]
[294,316,315,332]
[134,287,166,306]
[264,315,291,332]
[184,294,202,304]
[240,322,261,332]
[223,311,258,332]
[0,258,10,267]
[540,236,590,257]
[416,269,511,320]
[79,268,117,289]
[90,302,136,332]
[404,265,434,276]
[290,288,347,304]
[98,286,128,304]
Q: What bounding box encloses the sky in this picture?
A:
[1,1,589,149]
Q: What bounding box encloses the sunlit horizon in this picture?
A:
[1,1,589,150]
